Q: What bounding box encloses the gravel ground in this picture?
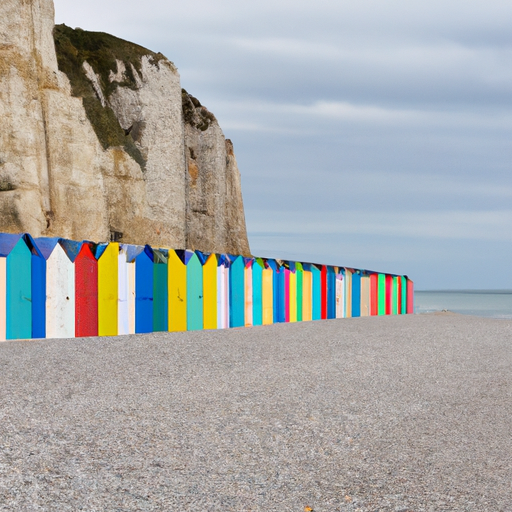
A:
[0,313,511,512]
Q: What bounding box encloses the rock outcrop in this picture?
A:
[0,0,250,255]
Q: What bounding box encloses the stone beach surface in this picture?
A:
[0,313,511,511]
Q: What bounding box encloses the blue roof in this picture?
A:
[0,233,24,257]
[33,237,60,260]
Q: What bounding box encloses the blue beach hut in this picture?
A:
[327,266,336,320]
[130,245,154,334]
[27,235,46,338]
[351,271,361,318]
[267,259,285,323]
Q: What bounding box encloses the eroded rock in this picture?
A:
[0,0,250,255]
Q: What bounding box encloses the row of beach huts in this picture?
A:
[0,233,413,341]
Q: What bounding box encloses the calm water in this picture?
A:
[415,290,512,319]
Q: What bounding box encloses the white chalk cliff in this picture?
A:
[0,0,250,255]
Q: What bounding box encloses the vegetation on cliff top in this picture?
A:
[181,89,217,132]
[54,24,218,170]
[53,24,169,169]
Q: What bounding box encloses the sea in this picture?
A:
[414,290,512,320]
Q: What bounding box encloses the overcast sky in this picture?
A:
[53,0,512,289]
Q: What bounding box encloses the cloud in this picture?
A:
[218,98,512,130]
[52,0,512,288]
[246,209,512,242]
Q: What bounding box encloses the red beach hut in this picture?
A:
[75,242,98,337]
[385,275,392,315]
[370,273,378,316]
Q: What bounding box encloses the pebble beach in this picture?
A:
[0,313,511,511]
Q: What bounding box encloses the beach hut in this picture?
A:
[168,250,187,332]
[30,236,48,339]
[320,265,328,320]
[284,264,290,323]
[96,243,119,336]
[27,235,46,339]
[407,278,414,314]
[118,245,138,335]
[119,245,142,335]
[252,258,264,326]
[370,273,378,316]
[117,245,130,335]
[153,248,169,332]
[327,266,336,320]
[352,271,361,318]
[360,273,371,317]
[310,264,321,321]
[244,258,254,327]
[344,268,352,318]
[130,245,154,334]
[311,264,322,321]
[0,235,10,341]
[295,262,303,322]
[74,242,98,337]
[302,263,313,322]
[217,255,230,329]
[187,251,203,331]
[35,237,75,339]
[202,253,217,330]
[391,276,398,315]
[261,259,273,325]
[268,260,284,323]
[401,276,407,315]
[377,274,386,316]
[335,270,344,318]
[288,262,297,323]
[0,234,32,341]
[396,276,402,315]
[266,259,278,322]
[229,255,245,328]
[394,276,402,315]
[277,262,286,323]
[385,275,392,315]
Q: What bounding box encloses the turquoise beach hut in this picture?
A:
[378,273,386,316]
[0,234,32,340]
[187,251,204,331]
[252,258,264,326]
[311,264,321,321]
[153,248,168,332]
[401,276,407,314]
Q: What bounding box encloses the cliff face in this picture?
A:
[0,0,250,255]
